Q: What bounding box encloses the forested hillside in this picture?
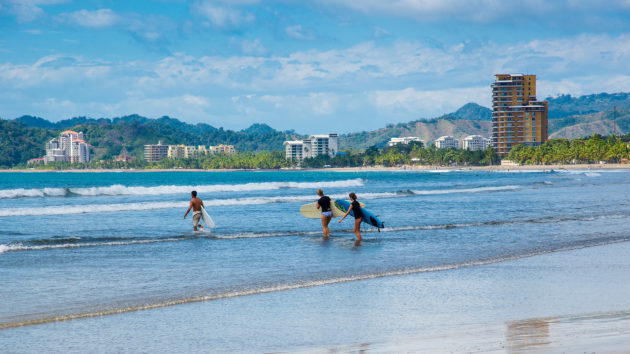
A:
[2,115,297,166]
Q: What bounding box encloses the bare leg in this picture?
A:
[354,218,362,241]
[321,215,332,237]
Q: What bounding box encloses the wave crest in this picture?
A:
[0,179,364,199]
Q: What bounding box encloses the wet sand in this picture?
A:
[6,240,630,353]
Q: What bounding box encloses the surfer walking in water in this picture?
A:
[184,190,204,231]
[338,192,362,243]
[316,189,332,238]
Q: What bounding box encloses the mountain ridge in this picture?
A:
[3,91,630,166]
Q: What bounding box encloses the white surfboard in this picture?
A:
[201,206,216,228]
[299,202,364,219]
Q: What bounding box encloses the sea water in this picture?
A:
[1,169,630,351]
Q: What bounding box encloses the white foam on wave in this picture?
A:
[0,191,400,217]
[411,185,519,195]
[0,238,183,253]
[0,187,67,199]
[0,179,365,199]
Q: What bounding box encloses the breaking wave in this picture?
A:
[409,185,520,195]
[0,179,365,199]
[0,192,398,217]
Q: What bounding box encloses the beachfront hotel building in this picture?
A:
[209,144,236,155]
[462,135,491,151]
[434,136,459,149]
[387,137,423,147]
[491,74,548,156]
[144,141,169,162]
[167,144,199,159]
[284,133,338,164]
[44,130,90,164]
[146,143,236,162]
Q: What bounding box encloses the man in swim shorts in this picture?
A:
[184,190,205,231]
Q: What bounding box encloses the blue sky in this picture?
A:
[1,0,630,133]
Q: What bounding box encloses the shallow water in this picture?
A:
[1,169,630,351]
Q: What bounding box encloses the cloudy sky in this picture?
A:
[1,0,629,132]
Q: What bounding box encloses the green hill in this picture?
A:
[3,115,293,167]
[546,92,630,118]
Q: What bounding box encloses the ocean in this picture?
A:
[1,169,630,352]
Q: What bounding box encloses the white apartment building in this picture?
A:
[155,143,236,161]
[209,144,236,154]
[284,133,338,164]
[387,137,422,147]
[434,136,459,149]
[167,145,200,159]
[284,140,306,163]
[45,130,90,164]
[462,135,491,151]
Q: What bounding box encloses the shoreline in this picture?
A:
[2,163,630,173]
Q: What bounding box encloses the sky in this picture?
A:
[1,0,630,133]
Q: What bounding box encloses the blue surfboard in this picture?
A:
[334,199,384,229]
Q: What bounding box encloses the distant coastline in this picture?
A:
[2,163,629,173]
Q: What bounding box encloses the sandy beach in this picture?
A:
[6,238,630,353]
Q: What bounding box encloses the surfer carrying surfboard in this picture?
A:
[316,189,332,238]
[338,192,363,242]
[183,190,205,231]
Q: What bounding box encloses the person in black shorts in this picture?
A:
[338,192,362,242]
[316,189,332,238]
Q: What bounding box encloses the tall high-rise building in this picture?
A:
[491,74,548,156]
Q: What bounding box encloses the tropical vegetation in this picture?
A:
[508,134,630,165]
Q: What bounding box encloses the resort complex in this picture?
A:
[44,130,90,164]
[144,142,236,162]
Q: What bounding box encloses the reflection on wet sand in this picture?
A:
[506,318,551,353]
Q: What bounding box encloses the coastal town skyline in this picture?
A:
[1,1,629,132]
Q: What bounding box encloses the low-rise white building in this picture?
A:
[434,136,459,149]
[387,137,422,147]
[209,144,235,154]
[284,133,338,164]
[462,135,491,151]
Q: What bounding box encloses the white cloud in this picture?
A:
[2,32,630,129]
[192,1,255,28]
[1,0,68,23]
[316,0,630,26]
[63,9,119,28]
[369,87,490,116]
[58,9,120,28]
[285,25,315,40]
[237,38,266,55]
